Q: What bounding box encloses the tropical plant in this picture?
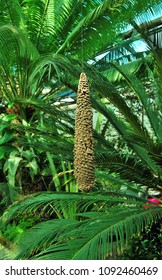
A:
[0,191,162,259]
[0,0,161,191]
[0,0,162,260]
[121,222,162,260]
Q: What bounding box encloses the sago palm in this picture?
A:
[0,0,162,260]
[0,191,162,259]
[0,0,161,192]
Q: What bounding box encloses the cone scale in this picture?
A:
[74,73,95,191]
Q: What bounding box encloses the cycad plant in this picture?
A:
[1,64,162,259]
[0,0,162,260]
[0,0,162,194]
[0,191,162,259]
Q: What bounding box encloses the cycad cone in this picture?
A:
[74,73,95,191]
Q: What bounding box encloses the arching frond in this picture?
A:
[0,0,26,31]
[58,0,162,60]
[103,59,144,83]
[0,25,38,63]
[0,24,39,101]
[109,62,162,141]
[1,198,161,259]
[0,192,142,222]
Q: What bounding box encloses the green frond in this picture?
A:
[0,191,145,226]
[96,171,146,197]
[9,206,162,260]
[0,0,161,60]
[110,62,162,141]
[0,24,39,101]
[14,219,79,260]
[85,65,147,139]
[56,0,162,60]
[27,54,80,96]
[0,25,38,64]
[103,59,144,83]
[88,67,161,176]
[95,149,155,188]
[0,182,20,206]
[0,0,26,31]
[92,94,128,137]
[1,189,161,260]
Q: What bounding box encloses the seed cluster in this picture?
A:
[74,73,95,191]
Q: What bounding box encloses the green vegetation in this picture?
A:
[121,223,162,260]
[0,0,162,260]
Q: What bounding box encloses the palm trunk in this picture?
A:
[74,73,95,191]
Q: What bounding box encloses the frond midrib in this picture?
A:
[72,208,162,259]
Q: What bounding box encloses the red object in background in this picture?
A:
[144,196,162,209]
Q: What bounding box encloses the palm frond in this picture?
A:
[0,191,145,225]
[85,65,161,176]
[56,0,162,60]
[95,144,158,187]
[18,0,81,52]
[95,170,146,196]
[103,59,144,83]
[0,0,26,31]
[0,182,19,206]
[84,65,148,139]
[0,25,38,63]
[109,61,162,142]
[6,205,162,260]
[27,53,80,97]
[0,24,39,101]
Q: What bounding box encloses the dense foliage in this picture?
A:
[0,0,162,259]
